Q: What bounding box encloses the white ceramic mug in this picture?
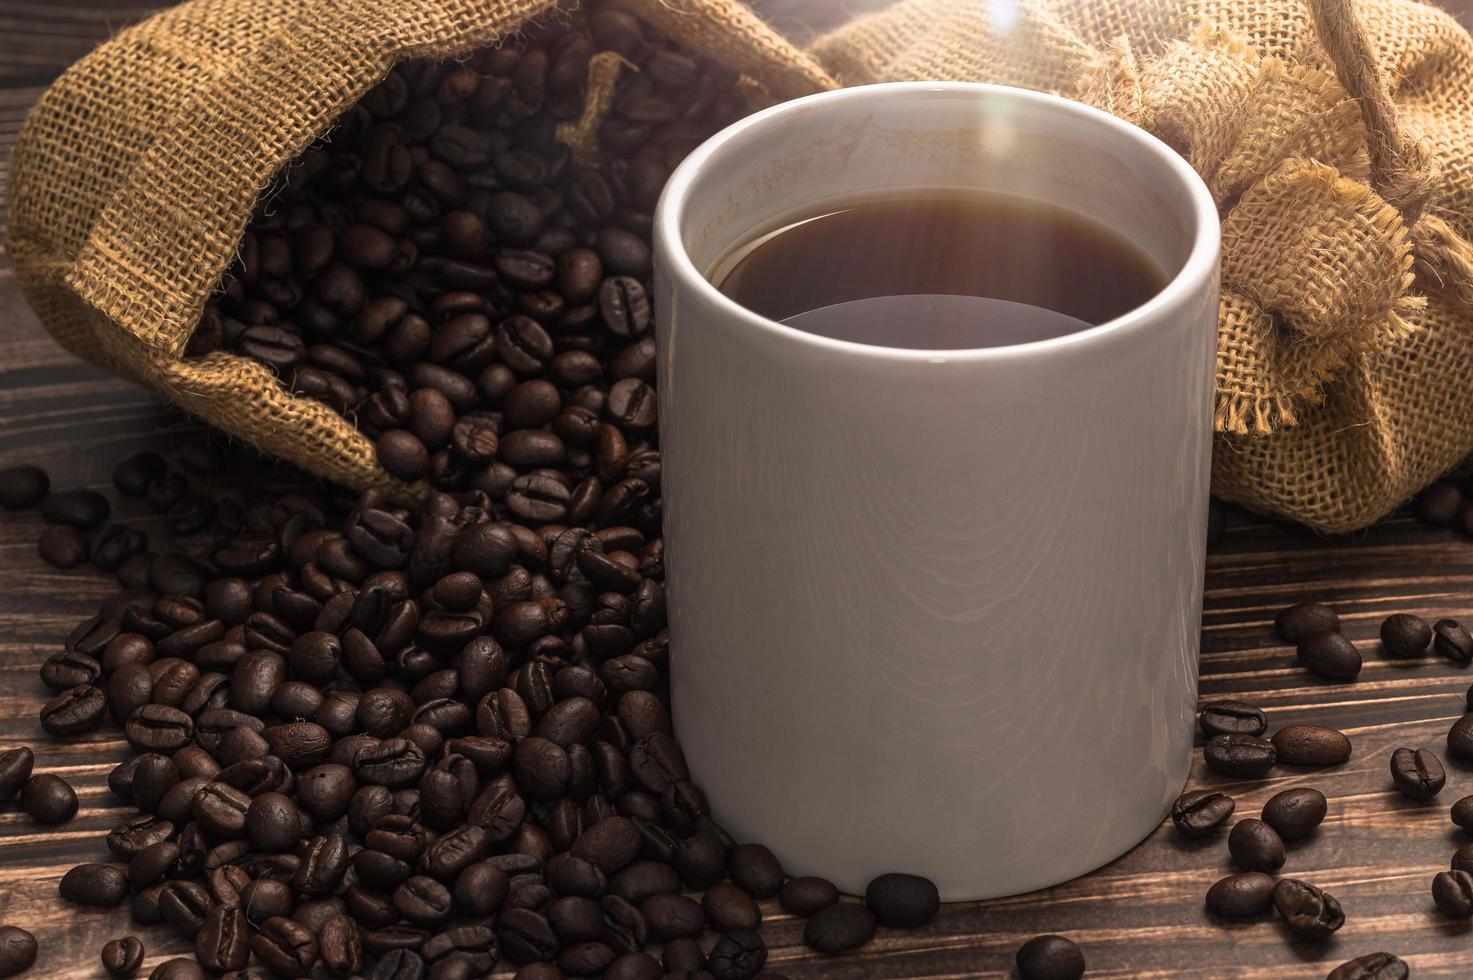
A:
[652,82,1220,900]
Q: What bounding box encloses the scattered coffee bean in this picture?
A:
[0,748,34,801]
[1271,725,1352,767]
[864,872,940,929]
[1261,787,1327,840]
[148,958,205,980]
[1326,952,1409,980]
[779,876,839,917]
[1228,818,1286,873]
[1453,794,1473,832]
[101,936,145,977]
[1434,869,1473,917]
[113,453,166,496]
[1380,613,1432,658]
[1015,934,1085,980]
[1205,872,1276,917]
[37,526,89,569]
[1276,603,1340,643]
[1448,713,1473,761]
[1198,700,1267,737]
[1170,790,1235,837]
[708,930,767,979]
[1272,878,1344,939]
[60,864,128,907]
[1417,481,1464,525]
[20,773,77,823]
[1435,619,1473,664]
[0,927,36,978]
[1204,734,1276,778]
[803,903,876,954]
[0,465,49,510]
[1297,632,1362,680]
[1390,747,1445,800]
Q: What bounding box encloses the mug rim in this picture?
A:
[653,81,1221,362]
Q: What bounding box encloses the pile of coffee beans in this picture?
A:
[0,5,1101,974]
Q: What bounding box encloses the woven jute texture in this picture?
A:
[6,0,834,501]
[8,0,1473,532]
[813,0,1473,532]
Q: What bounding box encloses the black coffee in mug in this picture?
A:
[712,192,1167,350]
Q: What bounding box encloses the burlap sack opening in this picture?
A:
[8,0,1473,532]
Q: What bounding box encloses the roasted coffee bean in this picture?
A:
[1272,725,1352,766]
[864,872,939,928]
[1205,872,1276,917]
[125,704,194,752]
[0,465,49,509]
[1272,878,1344,939]
[703,883,760,933]
[38,525,89,568]
[1170,790,1234,837]
[40,651,101,691]
[0,748,34,802]
[39,684,107,735]
[1434,869,1473,918]
[1390,747,1445,799]
[1326,952,1409,980]
[1015,935,1085,980]
[252,916,320,977]
[1228,818,1286,873]
[1381,613,1432,658]
[0,927,37,978]
[148,958,206,980]
[708,930,766,980]
[1449,713,1473,760]
[1204,734,1276,777]
[640,893,704,942]
[1198,700,1267,737]
[1276,603,1340,642]
[318,914,364,976]
[1297,632,1362,680]
[101,936,145,977]
[726,843,782,899]
[113,452,166,496]
[196,904,250,973]
[58,862,128,908]
[1261,787,1328,840]
[1454,794,1473,832]
[21,773,77,823]
[780,876,839,917]
[803,902,876,954]
[42,488,110,528]
[1436,618,1473,664]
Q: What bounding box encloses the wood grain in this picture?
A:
[2,1,1473,976]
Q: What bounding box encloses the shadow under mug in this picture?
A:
[652,82,1221,900]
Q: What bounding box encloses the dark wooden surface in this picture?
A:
[4,1,1473,976]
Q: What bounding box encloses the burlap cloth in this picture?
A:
[8,0,1473,533]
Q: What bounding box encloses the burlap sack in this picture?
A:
[8,0,1473,532]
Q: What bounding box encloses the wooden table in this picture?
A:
[3,1,1473,976]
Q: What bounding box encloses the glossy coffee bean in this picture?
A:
[101,936,145,977]
[1434,869,1473,917]
[1276,603,1339,642]
[1448,712,1473,761]
[1015,935,1085,980]
[1381,613,1432,658]
[1198,700,1267,737]
[1228,819,1285,873]
[1297,632,1361,680]
[1260,787,1327,840]
[0,748,34,802]
[727,844,783,899]
[195,904,250,973]
[21,773,77,823]
[1271,725,1351,766]
[1272,878,1344,939]
[60,863,129,906]
[702,883,760,933]
[148,958,206,980]
[1205,872,1276,917]
[1204,734,1276,777]
[708,930,767,980]
[1390,747,1445,799]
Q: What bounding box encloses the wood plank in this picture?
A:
[0,0,1471,976]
